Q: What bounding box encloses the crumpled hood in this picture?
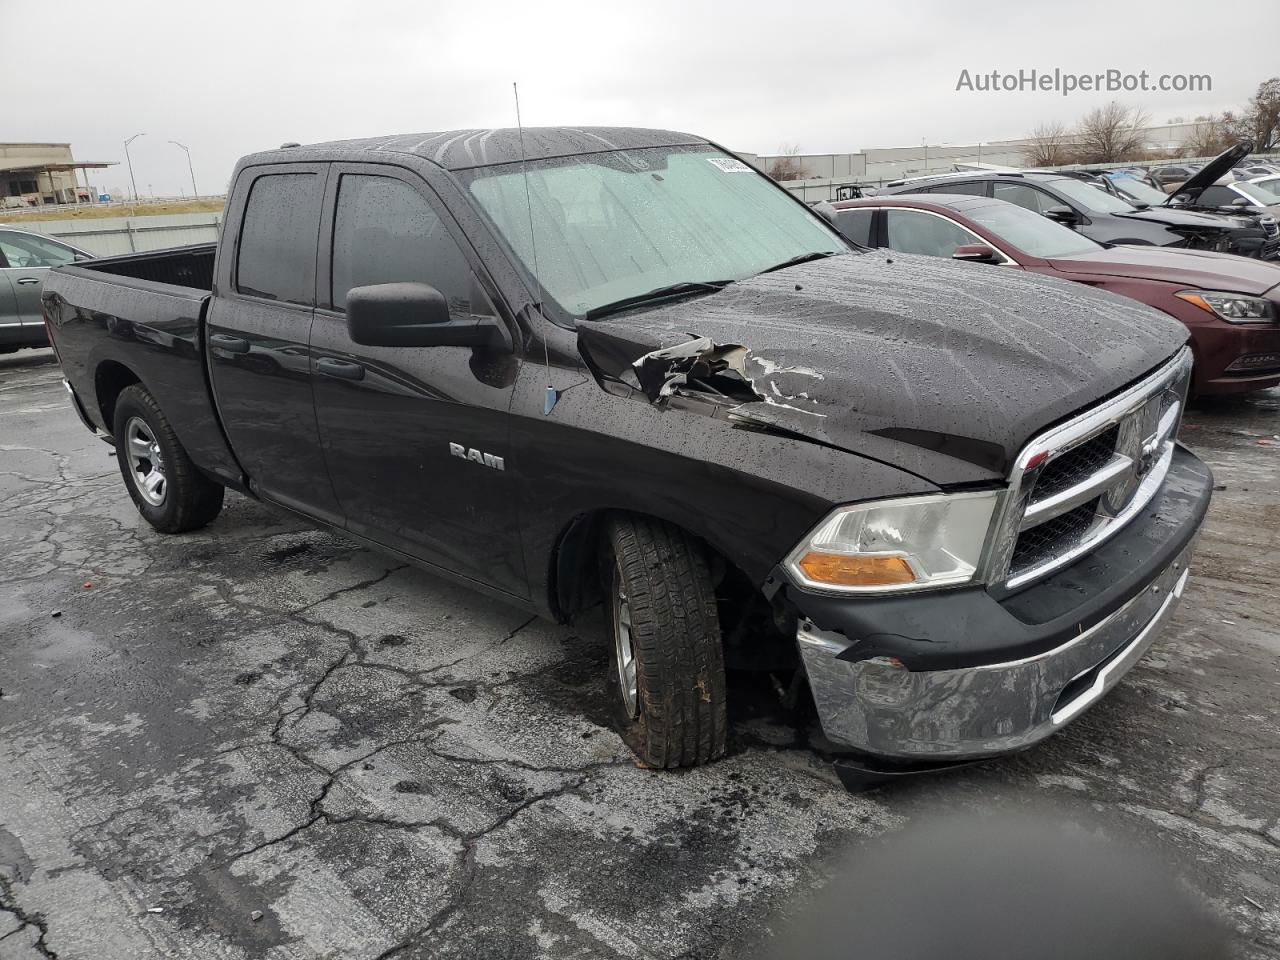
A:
[577,252,1188,484]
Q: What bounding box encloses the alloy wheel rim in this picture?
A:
[125,416,166,506]
[612,566,639,719]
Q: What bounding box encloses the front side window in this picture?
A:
[0,231,78,268]
[966,203,1101,259]
[835,208,874,246]
[1195,186,1241,207]
[992,182,1060,215]
[461,146,846,321]
[1234,181,1280,205]
[330,175,472,314]
[884,209,981,258]
[236,173,323,305]
[1044,177,1135,214]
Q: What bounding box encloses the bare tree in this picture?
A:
[766,144,805,182]
[1074,102,1151,164]
[1233,77,1280,150]
[1184,114,1235,158]
[1022,121,1073,167]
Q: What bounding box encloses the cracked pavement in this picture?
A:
[1,348,1279,958]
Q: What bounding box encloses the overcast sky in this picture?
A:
[8,0,1277,197]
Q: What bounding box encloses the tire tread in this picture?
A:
[114,384,224,533]
[608,515,726,768]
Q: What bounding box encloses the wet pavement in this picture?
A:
[1,347,1278,959]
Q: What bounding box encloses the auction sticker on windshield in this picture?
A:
[707,157,753,172]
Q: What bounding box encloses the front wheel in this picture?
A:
[605,515,727,768]
[113,384,224,533]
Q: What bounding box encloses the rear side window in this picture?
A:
[330,174,472,314]
[835,208,874,246]
[236,173,322,305]
[926,181,987,197]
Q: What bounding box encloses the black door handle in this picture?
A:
[209,333,250,354]
[316,357,365,381]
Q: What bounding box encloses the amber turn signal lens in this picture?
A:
[796,552,916,587]
[1174,292,1213,314]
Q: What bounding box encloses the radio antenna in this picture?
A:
[513,82,558,415]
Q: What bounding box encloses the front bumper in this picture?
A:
[792,446,1211,760]
[1193,322,1280,394]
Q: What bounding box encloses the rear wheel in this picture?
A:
[604,515,727,768]
[113,384,224,533]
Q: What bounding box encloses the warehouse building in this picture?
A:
[0,143,116,207]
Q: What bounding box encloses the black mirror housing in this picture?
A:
[346,282,509,350]
[1043,205,1079,225]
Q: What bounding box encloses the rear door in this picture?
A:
[309,164,526,596]
[206,163,344,523]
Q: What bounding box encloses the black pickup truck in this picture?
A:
[41,127,1211,786]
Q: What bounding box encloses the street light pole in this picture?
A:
[169,140,198,198]
[124,133,144,201]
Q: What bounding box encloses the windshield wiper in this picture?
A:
[758,250,840,275]
[582,280,732,322]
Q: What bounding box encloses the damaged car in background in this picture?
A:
[41,127,1211,788]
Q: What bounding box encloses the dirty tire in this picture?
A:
[113,384,224,533]
[605,515,727,768]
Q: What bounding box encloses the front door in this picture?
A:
[309,165,526,596]
[206,163,344,524]
[0,230,80,338]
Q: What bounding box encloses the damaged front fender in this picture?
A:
[578,324,829,426]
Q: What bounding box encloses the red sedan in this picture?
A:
[831,194,1280,394]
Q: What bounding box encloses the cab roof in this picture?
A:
[248,127,709,172]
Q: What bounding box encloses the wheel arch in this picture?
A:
[93,359,144,436]
[550,507,748,620]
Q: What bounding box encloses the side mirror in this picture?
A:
[1231,197,1251,207]
[1043,205,1080,225]
[952,244,1000,264]
[346,282,509,350]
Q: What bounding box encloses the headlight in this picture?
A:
[1175,289,1273,323]
[784,491,1001,595]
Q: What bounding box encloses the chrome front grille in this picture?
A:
[1031,426,1119,499]
[990,347,1193,590]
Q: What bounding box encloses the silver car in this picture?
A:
[0,228,92,354]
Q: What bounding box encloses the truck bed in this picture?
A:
[71,243,216,291]
[40,243,244,490]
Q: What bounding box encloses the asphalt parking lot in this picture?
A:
[1,347,1278,959]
